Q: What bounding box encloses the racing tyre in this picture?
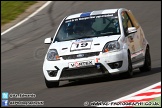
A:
[44,77,59,88]
[139,47,151,72]
[122,51,133,78]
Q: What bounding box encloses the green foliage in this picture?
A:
[1,1,36,25]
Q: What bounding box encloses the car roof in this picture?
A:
[66,8,119,20]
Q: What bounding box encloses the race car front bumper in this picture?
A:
[43,48,128,81]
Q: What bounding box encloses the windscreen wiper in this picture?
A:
[100,32,118,36]
[76,35,96,39]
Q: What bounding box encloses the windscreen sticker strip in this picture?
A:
[65,14,114,23]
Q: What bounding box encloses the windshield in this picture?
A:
[54,14,120,42]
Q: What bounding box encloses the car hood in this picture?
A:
[49,35,120,56]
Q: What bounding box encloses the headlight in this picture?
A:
[102,41,120,52]
[47,49,60,61]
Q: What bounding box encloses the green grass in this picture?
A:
[1,1,37,25]
[134,96,161,107]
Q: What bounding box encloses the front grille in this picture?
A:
[61,52,100,60]
[60,64,107,79]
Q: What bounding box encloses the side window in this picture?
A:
[127,11,139,29]
[121,11,134,34]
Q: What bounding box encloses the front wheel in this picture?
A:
[139,47,151,72]
[121,51,133,78]
[44,77,59,88]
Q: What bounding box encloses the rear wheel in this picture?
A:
[44,77,59,88]
[122,51,133,78]
[139,47,151,72]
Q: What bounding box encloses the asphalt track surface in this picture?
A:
[1,1,161,107]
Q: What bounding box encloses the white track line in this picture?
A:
[144,89,161,93]
[1,1,52,36]
[112,82,161,102]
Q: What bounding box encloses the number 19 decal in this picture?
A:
[76,42,88,48]
[71,42,92,51]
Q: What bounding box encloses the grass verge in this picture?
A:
[1,1,37,25]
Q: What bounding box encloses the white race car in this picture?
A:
[43,8,151,88]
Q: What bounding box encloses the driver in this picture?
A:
[73,20,95,36]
